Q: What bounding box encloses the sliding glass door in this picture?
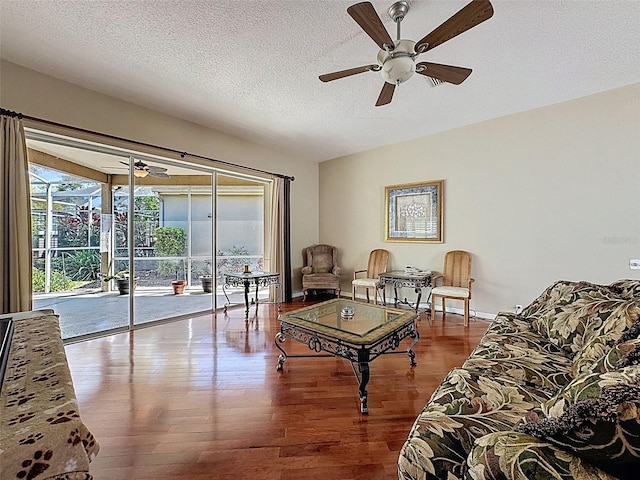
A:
[215,175,269,309]
[97,156,214,326]
[27,130,272,340]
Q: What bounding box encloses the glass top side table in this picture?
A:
[377,270,436,312]
[222,271,280,318]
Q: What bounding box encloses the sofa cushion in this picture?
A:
[482,313,568,355]
[311,251,332,273]
[301,273,340,289]
[617,314,640,344]
[520,280,594,318]
[432,286,470,298]
[465,313,574,392]
[517,365,640,479]
[569,299,640,376]
[351,277,378,288]
[467,431,617,480]
[588,338,640,373]
[398,368,554,480]
[526,281,640,359]
[609,279,640,300]
[463,340,573,393]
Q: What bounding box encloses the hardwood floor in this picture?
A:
[64,298,489,480]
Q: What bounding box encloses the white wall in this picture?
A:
[1,60,319,292]
[319,83,640,316]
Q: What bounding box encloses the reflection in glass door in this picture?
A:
[215,175,268,311]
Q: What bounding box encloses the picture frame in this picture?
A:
[385,180,443,243]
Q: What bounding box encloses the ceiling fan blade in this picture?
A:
[148,171,170,179]
[416,62,472,85]
[145,165,168,173]
[375,82,395,107]
[415,0,494,53]
[319,65,379,83]
[347,2,394,51]
[120,160,147,170]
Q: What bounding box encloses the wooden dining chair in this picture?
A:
[352,249,390,304]
[431,250,474,326]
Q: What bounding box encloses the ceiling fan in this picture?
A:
[319,0,494,106]
[119,160,170,179]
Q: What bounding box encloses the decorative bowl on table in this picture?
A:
[340,306,355,320]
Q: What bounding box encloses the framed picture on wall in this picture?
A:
[385,180,443,243]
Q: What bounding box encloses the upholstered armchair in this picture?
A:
[301,244,341,301]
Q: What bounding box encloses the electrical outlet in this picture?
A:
[630,259,640,270]
[515,304,523,314]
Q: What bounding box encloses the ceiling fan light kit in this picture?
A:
[320,0,494,106]
[120,159,170,179]
[378,39,416,85]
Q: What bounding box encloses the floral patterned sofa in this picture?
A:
[398,279,640,480]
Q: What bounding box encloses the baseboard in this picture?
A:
[429,304,495,321]
[295,291,496,321]
[350,292,495,320]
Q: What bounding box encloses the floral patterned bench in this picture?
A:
[398,279,640,480]
[0,310,99,480]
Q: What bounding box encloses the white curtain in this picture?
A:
[268,177,285,302]
[1,112,32,313]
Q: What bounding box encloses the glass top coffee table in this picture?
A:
[275,299,419,414]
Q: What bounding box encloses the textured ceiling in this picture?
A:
[1,1,639,163]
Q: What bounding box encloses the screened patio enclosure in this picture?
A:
[28,130,278,340]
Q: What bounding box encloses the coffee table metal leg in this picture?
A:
[274,332,287,371]
[357,361,370,414]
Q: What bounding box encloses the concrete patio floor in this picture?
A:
[33,286,263,340]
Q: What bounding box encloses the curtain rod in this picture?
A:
[1,107,295,181]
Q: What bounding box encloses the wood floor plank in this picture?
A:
[64,299,488,479]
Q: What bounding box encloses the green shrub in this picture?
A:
[32,268,45,292]
[154,227,186,279]
[154,227,186,255]
[63,250,100,281]
[32,268,74,292]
